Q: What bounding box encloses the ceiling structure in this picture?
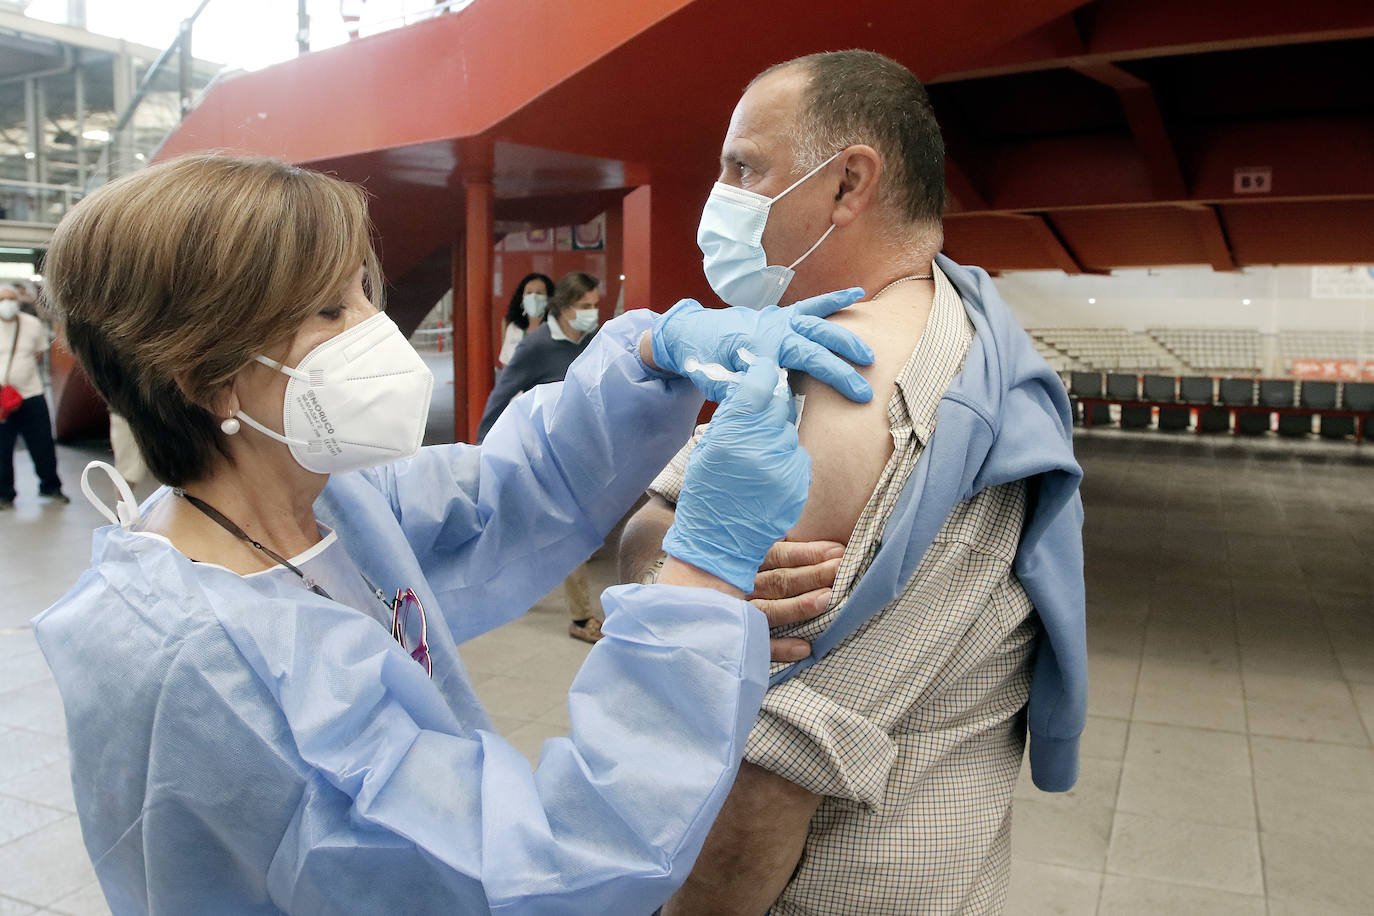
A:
[154,0,1374,305]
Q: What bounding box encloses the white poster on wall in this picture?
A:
[1311,267,1374,299]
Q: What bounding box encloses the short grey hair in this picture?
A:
[753,50,946,227]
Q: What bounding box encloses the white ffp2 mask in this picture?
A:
[235,312,434,474]
[697,150,841,310]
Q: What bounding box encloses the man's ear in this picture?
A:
[829,145,882,229]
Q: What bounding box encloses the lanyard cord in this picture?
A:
[175,489,333,600]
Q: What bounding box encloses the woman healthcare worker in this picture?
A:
[32,154,875,915]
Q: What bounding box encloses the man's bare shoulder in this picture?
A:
[789,288,933,544]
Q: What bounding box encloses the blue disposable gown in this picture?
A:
[33,311,770,915]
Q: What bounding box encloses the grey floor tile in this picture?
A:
[1249,735,1374,793]
[0,728,68,778]
[0,632,42,662]
[1086,655,1138,719]
[0,817,96,907]
[1079,716,1128,763]
[1132,686,1247,733]
[1261,831,1374,912]
[1245,691,1369,745]
[1123,722,1251,776]
[0,681,67,737]
[1105,812,1263,895]
[1240,644,1342,680]
[1010,798,1114,872]
[0,897,39,916]
[1267,896,1371,916]
[1096,875,1264,916]
[1115,760,1255,829]
[1004,859,1100,916]
[0,794,69,846]
[43,882,110,916]
[0,652,52,696]
[1351,683,1374,737]
[1334,644,1374,684]
[0,763,76,814]
[1136,657,1242,698]
[1254,779,1374,848]
[468,673,567,723]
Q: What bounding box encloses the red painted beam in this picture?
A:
[1014,213,1093,274]
[944,157,989,212]
[157,0,699,165]
[959,116,1374,213]
[929,0,1374,82]
[1182,204,1237,271]
[1072,63,1188,201]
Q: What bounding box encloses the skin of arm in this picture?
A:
[660,762,823,916]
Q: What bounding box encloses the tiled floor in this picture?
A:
[3,423,1372,914]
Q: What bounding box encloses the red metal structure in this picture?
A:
[130,0,1374,441]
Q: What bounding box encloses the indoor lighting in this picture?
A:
[23,151,35,160]
[82,129,110,142]
[1242,298,1251,305]
[619,274,626,281]
[1088,298,1096,304]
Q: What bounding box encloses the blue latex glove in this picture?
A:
[650,288,874,403]
[662,357,810,593]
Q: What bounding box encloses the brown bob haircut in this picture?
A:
[44,154,383,487]
[546,271,600,322]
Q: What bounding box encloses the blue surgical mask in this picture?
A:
[522,292,548,319]
[569,308,599,333]
[697,150,841,310]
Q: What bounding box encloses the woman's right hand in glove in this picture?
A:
[661,357,809,595]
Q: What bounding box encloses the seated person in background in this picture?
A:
[620,50,1086,916]
[479,271,608,642]
[497,271,554,368]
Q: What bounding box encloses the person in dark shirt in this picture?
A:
[477,270,607,642]
[477,271,601,441]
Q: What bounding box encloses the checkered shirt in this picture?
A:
[649,265,1038,915]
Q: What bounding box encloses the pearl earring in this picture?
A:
[220,417,241,436]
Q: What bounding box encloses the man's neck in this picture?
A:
[786,224,939,307]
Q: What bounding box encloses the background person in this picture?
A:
[497,271,554,368]
[34,153,877,915]
[0,283,67,509]
[479,271,607,640]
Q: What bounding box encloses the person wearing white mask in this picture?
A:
[623,51,1086,916]
[32,153,884,915]
[480,271,608,640]
[0,283,67,508]
[477,270,600,443]
[496,271,553,368]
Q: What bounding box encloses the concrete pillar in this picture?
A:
[450,238,467,442]
[464,178,495,441]
[23,79,38,185]
[623,174,716,314]
[622,186,650,312]
[74,60,86,189]
[111,52,135,178]
[602,204,624,324]
[458,137,495,442]
[34,79,48,187]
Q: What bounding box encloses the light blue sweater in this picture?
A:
[771,254,1087,791]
